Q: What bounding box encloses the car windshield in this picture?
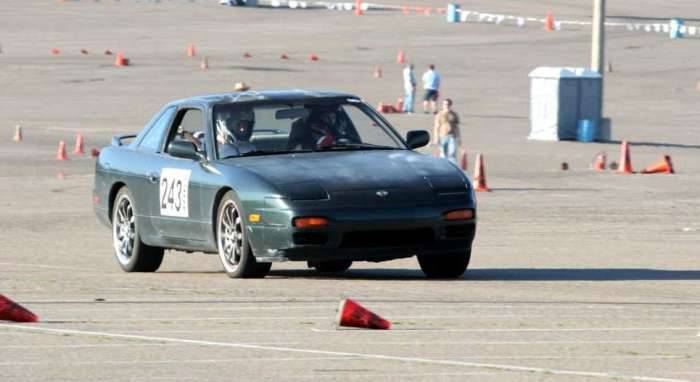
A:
[211,99,406,159]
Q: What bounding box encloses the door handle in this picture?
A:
[148,173,159,184]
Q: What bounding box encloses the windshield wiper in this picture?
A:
[220,149,312,159]
[315,143,399,151]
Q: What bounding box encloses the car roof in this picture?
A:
[166,90,359,108]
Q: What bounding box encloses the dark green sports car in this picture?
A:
[93,90,476,278]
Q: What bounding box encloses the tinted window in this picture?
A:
[140,107,176,152]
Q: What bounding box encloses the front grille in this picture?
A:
[293,232,328,245]
[443,224,475,239]
[341,228,434,248]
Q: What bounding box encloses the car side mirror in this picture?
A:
[168,140,201,161]
[406,130,430,149]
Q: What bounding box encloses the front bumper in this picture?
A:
[251,204,476,262]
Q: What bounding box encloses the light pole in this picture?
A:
[591,0,606,74]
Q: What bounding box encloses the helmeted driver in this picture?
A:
[216,109,256,158]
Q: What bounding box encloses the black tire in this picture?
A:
[311,260,352,273]
[112,187,164,272]
[216,191,270,278]
[417,250,471,279]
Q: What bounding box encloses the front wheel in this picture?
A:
[417,250,471,279]
[216,191,270,278]
[112,187,164,272]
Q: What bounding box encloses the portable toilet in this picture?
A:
[528,67,602,141]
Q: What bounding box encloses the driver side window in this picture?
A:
[164,108,204,155]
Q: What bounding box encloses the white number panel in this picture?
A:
[159,168,191,217]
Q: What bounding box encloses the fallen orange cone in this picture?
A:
[114,52,129,67]
[473,153,491,192]
[0,294,38,323]
[618,140,634,174]
[641,155,674,174]
[336,298,390,330]
[243,52,252,58]
[280,53,289,60]
[309,53,319,61]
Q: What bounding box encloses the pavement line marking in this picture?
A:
[0,356,356,366]
[0,324,690,382]
[310,327,700,333]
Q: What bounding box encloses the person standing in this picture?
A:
[422,64,441,114]
[433,98,460,164]
[402,63,416,113]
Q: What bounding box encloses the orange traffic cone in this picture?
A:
[243,52,252,58]
[104,49,113,55]
[336,298,390,330]
[544,11,554,32]
[73,133,85,155]
[187,43,196,58]
[114,52,129,67]
[90,148,100,158]
[373,65,382,78]
[354,0,363,16]
[309,53,319,61]
[200,56,209,70]
[0,294,38,323]
[396,49,405,64]
[56,140,68,161]
[280,53,289,60]
[618,140,634,174]
[641,155,674,174]
[80,48,89,55]
[13,124,22,142]
[592,152,606,171]
[459,148,468,171]
[50,48,61,55]
[473,153,491,192]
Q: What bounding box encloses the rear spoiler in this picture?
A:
[111,134,137,147]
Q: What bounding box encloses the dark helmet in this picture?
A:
[219,109,255,143]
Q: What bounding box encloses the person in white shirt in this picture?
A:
[402,63,416,113]
[421,64,441,114]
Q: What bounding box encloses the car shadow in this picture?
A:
[268,268,700,281]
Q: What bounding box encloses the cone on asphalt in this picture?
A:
[114,52,129,67]
[618,140,634,174]
[309,53,319,61]
[187,43,196,57]
[336,298,390,330]
[51,48,61,55]
[396,49,405,64]
[104,49,113,55]
[373,65,382,78]
[641,155,675,174]
[56,140,68,160]
[0,294,38,323]
[243,52,252,58]
[200,56,209,70]
[473,153,491,192]
[13,124,22,142]
[593,152,606,171]
[459,148,468,171]
[73,133,85,155]
[280,53,289,60]
[354,0,363,16]
[544,11,554,32]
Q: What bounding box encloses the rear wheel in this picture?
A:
[216,191,270,278]
[112,187,164,272]
[417,250,471,279]
[310,260,352,273]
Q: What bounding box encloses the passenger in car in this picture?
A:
[287,107,337,150]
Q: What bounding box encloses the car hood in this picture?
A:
[223,150,467,203]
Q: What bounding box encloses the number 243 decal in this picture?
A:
[159,168,191,217]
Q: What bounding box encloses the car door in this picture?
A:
[148,105,210,245]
